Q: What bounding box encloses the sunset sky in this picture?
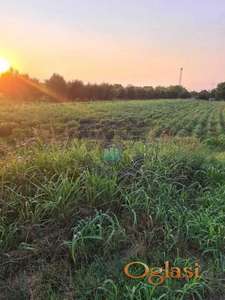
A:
[1,0,225,91]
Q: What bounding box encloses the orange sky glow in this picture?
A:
[1,1,225,91]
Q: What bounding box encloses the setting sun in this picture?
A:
[0,58,10,74]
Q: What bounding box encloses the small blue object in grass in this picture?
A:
[103,147,121,163]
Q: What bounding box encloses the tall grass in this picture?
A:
[1,138,225,299]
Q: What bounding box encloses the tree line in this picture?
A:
[1,70,225,101]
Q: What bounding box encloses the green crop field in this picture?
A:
[1,99,225,299]
[1,99,225,150]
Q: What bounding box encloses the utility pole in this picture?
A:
[179,67,183,86]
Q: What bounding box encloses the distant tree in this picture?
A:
[210,88,216,99]
[110,84,123,99]
[68,80,84,100]
[216,82,225,100]
[190,91,198,99]
[126,85,137,99]
[85,83,96,100]
[1,69,202,102]
[177,86,190,98]
[45,74,68,96]
[154,86,167,99]
[166,85,190,99]
[143,86,155,99]
[167,86,179,98]
[198,90,210,100]
[0,69,44,101]
[97,83,115,100]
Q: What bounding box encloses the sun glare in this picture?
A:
[0,58,11,74]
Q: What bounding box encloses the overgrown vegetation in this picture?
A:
[1,100,225,299]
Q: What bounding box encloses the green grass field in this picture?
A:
[1,99,225,299]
